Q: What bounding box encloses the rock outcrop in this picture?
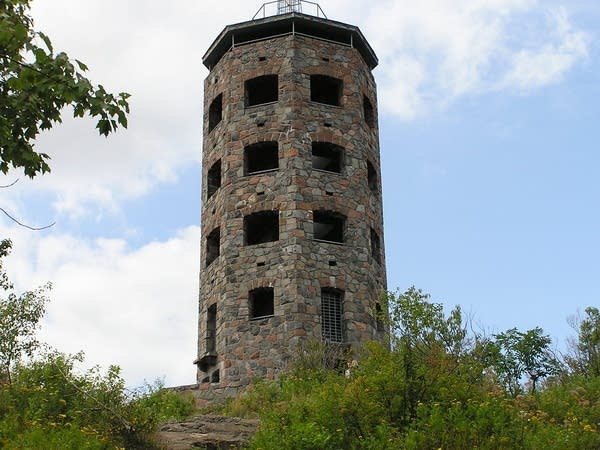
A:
[156,415,259,450]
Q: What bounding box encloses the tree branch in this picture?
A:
[0,207,54,230]
[0,179,19,189]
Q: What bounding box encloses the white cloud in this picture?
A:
[500,7,589,91]
[358,0,589,118]
[17,0,589,215]
[2,224,201,387]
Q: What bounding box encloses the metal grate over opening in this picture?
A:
[278,0,302,15]
[321,289,343,343]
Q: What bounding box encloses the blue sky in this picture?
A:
[1,0,598,386]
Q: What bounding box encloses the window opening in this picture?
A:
[206,159,221,200]
[211,369,220,383]
[367,160,378,193]
[312,142,343,173]
[310,75,342,106]
[206,304,216,353]
[245,210,279,245]
[321,288,344,343]
[249,287,274,319]
[208,94,222,132]
[313,211,345,243]
[245,75,278,107]
[375,302,384,332]
[245,141,278,175]
[363,95,375,128]
[370,228,381,264]
[205,227,220,267]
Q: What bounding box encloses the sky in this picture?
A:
[1,0,599,387]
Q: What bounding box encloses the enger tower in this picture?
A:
[195,0,387,397]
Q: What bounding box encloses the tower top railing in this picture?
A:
[253,0,327,20]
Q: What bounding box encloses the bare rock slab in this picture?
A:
[156,414,259,449]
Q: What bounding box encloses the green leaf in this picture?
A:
[37,31,53,53]
[74,59,88,71]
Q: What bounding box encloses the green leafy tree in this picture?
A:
[0,0,130,177]
[491,327,561,395]
[0,239,49,385]
[567,307,600,377]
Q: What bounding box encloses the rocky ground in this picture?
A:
[155,414,259,449]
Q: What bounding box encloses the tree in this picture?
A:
[0,0,130,178]
[0,239,50,384]
[491,327,561,395]
[567,307,600,377]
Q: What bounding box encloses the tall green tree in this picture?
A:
[0,239,49,384]
[0,0,130,177]
[491,327,561,395]
[567,307,600,377]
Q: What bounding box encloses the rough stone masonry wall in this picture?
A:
[197,32,386,399]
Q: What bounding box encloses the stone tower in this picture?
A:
[195,1,386,397]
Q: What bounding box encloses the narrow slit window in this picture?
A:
[312,142,343,173]
[245,75,278,107]
[206,159,221,200]
[249,287,274,319]
[370,228,381,264]
[205,227,220,267]
[363,95,375,128]
[245,141,278,175]
[310,75,343,106]
[375,302,384,332]
[313,211,345,243]
[321,288,344,343]
[208,94,222,133]
[367,160,378,193]
[206,304,216,353]
[245,210,279,245]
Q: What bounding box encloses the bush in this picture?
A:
[0,351,195,449]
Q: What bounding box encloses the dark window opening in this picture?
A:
[363,95,375,128]
[205,227,220,267]
[258,56,267,61]
[245,141,278,175]
[367,160,378,193]
[208,94,222,133]
[245,210,279,245]
[245,75,278,107]
[310,75,343,106]
[370,228,381,264]
[207,159,221,200]
[206,304,216,353]
[321,288,344,343]
[375,302,384,331]
[249,287,274,319]
[211,369,220,383]
[312,142,343,173]
[313,211,345,243]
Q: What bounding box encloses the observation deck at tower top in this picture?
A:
[202,0,378,71]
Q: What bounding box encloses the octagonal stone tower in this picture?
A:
[195,2,386,397]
